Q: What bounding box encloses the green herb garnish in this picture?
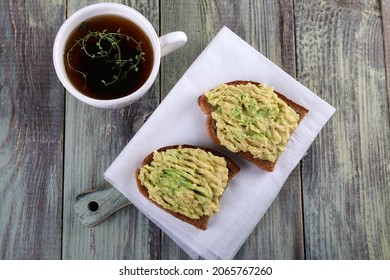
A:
[65,23,146,87]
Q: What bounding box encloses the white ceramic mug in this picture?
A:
[53,2,187,108]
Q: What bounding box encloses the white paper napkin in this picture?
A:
[104,26,336,260]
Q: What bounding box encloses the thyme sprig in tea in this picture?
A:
[65,23,146,87]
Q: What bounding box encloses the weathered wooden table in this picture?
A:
[1,0,389,260]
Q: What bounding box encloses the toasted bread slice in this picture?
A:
[135,144,240,230]
[198,81,309,172]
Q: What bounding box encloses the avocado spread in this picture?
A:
[138,147,229,219]
[205,83,299,162]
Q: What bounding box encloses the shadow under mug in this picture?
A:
[53,3,187,109]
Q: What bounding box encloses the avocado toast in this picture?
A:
[136,145,240,230]
[198,81,309,172]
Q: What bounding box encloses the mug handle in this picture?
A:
[159,31,187,57]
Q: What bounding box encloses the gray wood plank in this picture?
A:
[62,0,161,259]
[160,0,304,259]
[0,0,65,259]
[381,0,390,106]
[295,0,390,259]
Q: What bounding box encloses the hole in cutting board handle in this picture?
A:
[74,185,132,227]
[88,201,99,212]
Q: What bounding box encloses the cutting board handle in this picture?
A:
[74,185,131,227]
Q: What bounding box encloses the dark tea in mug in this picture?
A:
[64,15,154,100]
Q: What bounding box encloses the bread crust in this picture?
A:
[198,81,309,172]
[135,144,240,230]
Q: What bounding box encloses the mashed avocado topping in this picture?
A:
[138,147,229,219]
[205,83,300,162]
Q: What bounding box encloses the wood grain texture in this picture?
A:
[0,0,64,259]
[160,0,304,259]
[381,0,390,107]
[62,0,161,259]
[295,0,390,259]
